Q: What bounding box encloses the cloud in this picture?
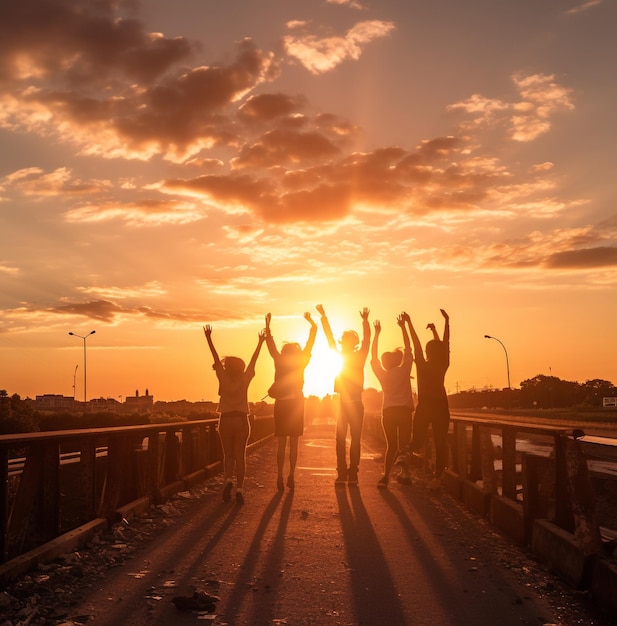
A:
[0,0,278,161]
[3,167,110,197]
[565,1,603,16]
[0,1,195,87]
[0,263,19,275]
[326,0,365,9]
[545,246,617,268]
[448,73,574,142]
[49,298,206,324]
[51,299,123,322]
[159,130,571,224]
[231,128,342,170]
[64,199,205,226]
[237,93,306,124]
[78,281,167,300]
[283,20,395,74]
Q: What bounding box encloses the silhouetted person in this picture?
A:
[264,312,317,491]
[317,304,370,485]
[396,309,450,489]
[371,313,414,489]
[203,324,265,504]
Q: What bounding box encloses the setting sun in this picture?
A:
[303,338,342,399]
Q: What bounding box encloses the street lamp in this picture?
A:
[484,334,511,407]
[69,330,96,404]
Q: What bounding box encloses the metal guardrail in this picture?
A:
[0,416,274,565]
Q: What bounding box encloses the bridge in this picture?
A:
[1,413,616,624]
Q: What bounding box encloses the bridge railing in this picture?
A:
[0,416,274,566]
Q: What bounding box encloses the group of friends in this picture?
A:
[203,305,450,504]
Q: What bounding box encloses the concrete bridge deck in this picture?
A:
[2,425,611,625]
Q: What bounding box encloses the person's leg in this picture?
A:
[348,402,364,483]
[218,417,235,501]
[410,404,430,454]
[335,404,349,482]
[277,436,286,475]
[431,409,451,480]
[399,407,413,453]
[396,407,413,482]
[381,411,398,480]
[288,436,299,488]
[234,415,251,494]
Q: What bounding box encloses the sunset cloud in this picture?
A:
[565,0,603,16]
[449,73,574,142]
[545,246,617,268]
[283,20,395,74]
[64,199,205,226]
[0,0,278,162]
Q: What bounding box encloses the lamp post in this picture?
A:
[484,334,511,407]
[69,330,96,404]
[72,364,78,398]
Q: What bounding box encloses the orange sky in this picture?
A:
[0,0,616,403]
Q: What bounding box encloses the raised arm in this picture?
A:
[403,312,423,362]
[203,325,221,367]
[358,307,371,358]
[426,322,440,341]
[303,312,318,355]
[316,304,337,351]
[398,314,412,352]
[246,330,266,376]
[264,312,279,358]
[371,320,381,362]
[441,309,450,361]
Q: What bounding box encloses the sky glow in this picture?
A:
[0,0,615,402]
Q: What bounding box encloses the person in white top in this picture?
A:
[203,324,266,504]
[371,313,415,488]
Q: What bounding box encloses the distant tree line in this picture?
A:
[448,375,617,410]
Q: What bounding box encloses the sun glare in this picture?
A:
[303,339,342,398]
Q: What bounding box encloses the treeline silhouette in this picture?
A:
[449,375,617,410]
[2,374,616,435]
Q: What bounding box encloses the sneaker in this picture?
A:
[347,470,358,485]
[287,476,295,490]
[222,481,233,502]
[335,469,347,485]
[377,476,389,489]
[235,490,245,504]
[396,474,412,485]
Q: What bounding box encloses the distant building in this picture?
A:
[124,388,154,412]
[89,397,122,410]
[35,394,76,412]
[603,397,617,408]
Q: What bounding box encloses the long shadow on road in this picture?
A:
[336,485,408,625]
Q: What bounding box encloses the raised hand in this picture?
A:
[401,311,411,324]
[258,329,267,342]
[316,304,325,316]
[203,325,212,338]
[373,320,381,333]
[440,309,449,320]
[304,312,317,326]
[397,314,405,328]
[427,322,436,331]
[360,307,370,321]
